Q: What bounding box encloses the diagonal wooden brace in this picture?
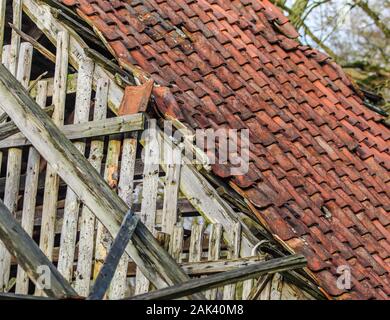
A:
[88,210,139,300]
[0,199,78,298]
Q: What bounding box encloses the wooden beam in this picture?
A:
[0,42,32,292]
[0,106,53,142]
[57,57,94,282]
[15,81,48,295]
[0,113,144,149]
[0,292,55,300]
[161,146,182,235]
[88,211,139,300]
[157,127,260,256]
[157,127,325,299]
[0,64,203,299]
[0,200,78,298]
[29,74,78,98]
[128,255,307,300]
[23,0,323,299]
[223,222,242,299]
[247,274,273,300]
[74,78,108,296]
[9,23,56,63]
[108,133,138,299]
[0,0,5,62]
[39,0,88,25]
[52,8,106,51]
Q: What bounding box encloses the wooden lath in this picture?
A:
[0,40,32,293]
[0,0,317,300]
[126,255,307,300]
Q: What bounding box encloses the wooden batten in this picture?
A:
[0,113,144,149]
[0,0,5,62]
[0,42,32,293]
[74,78,109,297]
[57,57,94,282]
[0,200,78,298]
[15,80,47,294]
[0,63,205,299]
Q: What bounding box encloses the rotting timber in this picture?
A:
[0,0,322,300]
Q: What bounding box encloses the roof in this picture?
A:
[60,0,390,299]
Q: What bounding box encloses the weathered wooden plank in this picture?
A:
[247,274,273,300]
[36,48,65,290]
[0,0,5,62]
[270,273,283,300]
[29,74,77,98]
[164,115,210,170]
[15,80,47,294]
[35,31,69,298]
[108,133,137,299]
[0,292,54,300]
[18,5,316,300]
[23,0,124,112]
[0,43,18,287]
[0,48,7,287]
[9,0,22,75]
[135,120,160,295]
[94,138,122,286]
[0,148,22,292]
[39,0,87,26]
[128,255,307,300]
[57,58,94,282]
[9,23,56,64]
[161,147,182,235]
[89,211,139,300]
[0,113,144,149]
[169,223,184,263]
[181,256,265,276]
[139,120,160,235]
[157,128,322,298]
[0,200,78,298]
[0,42,32,292]
[280,281,313,300]
[0,64,205,300]
[11,243,269,277]
[242,241,266,300]
[259,276,272,300]
[205,223,222,300]
[223,222,241,300]
[74,78,108,297]
[189,221,203,263]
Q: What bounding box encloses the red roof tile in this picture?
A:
[61,0,390,300]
